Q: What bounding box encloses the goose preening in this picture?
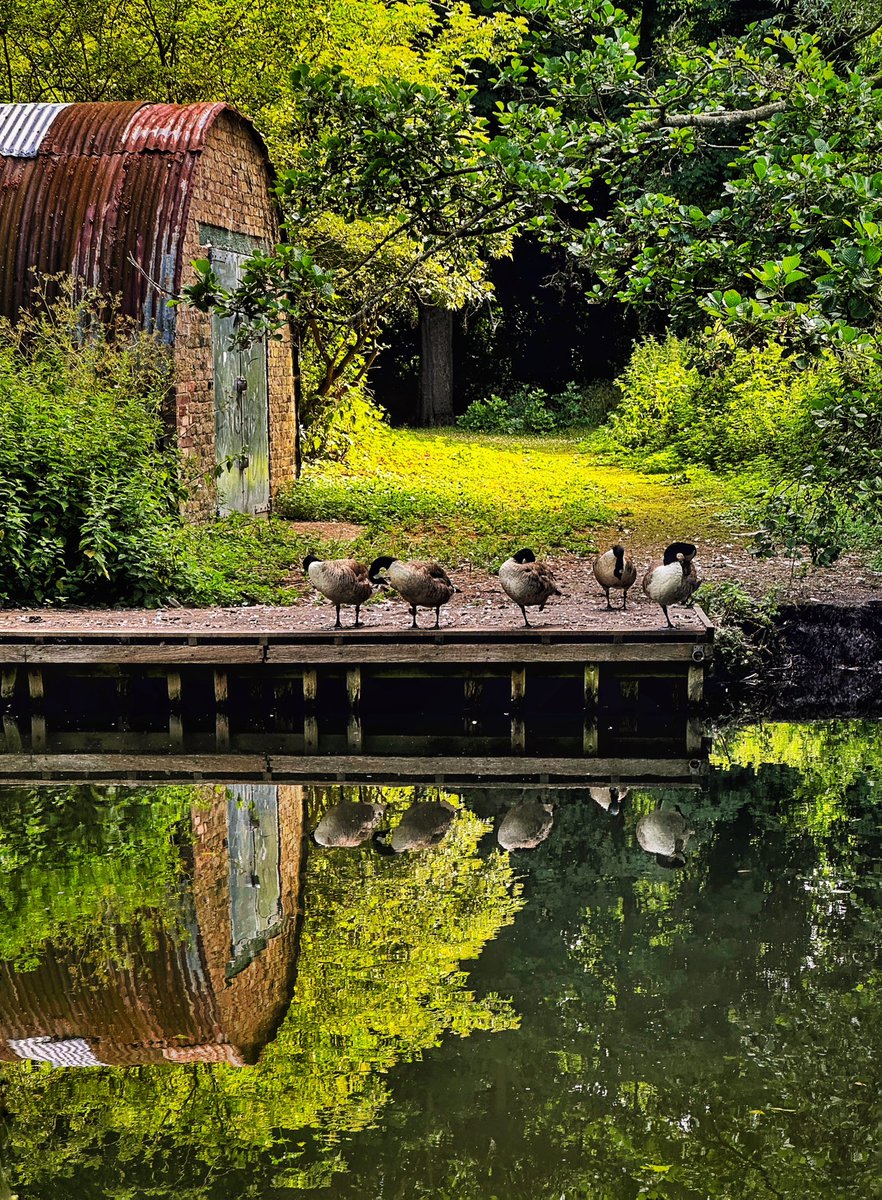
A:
[311,800,386,848]
[589,786,629,816]
[368,557,457,629]
[642,542,701,627]
[374,800,457,854]
[303,555,374,628]
[635,805,694,868]
[496,799,554,851]
[498,548,562,627]
[592,545,637,610]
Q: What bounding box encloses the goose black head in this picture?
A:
[369,555,396,584]
[612,544,626,578]
[303,553,319,574]
[662,541,697,566]
[655,853,687,870]
[513,548,536,564]
[371,830,397,856]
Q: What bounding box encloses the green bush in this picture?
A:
[457,381,616,434]
[609,336,701,450]
[0,285,187,606]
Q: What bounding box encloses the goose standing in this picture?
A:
[374,799,457,854]
[642,542,701,627]
[303,555,373,628]
[498,548,562,627]
[496,799,555,851]
[592,545,637,610]
[589,786,629,816]
[368,557,457,628]
[636,805,694,869]
[311,800,386,848]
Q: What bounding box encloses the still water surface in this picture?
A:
[0,719,880,1198]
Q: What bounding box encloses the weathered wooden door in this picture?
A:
[211,248,271,516]
[225,784,283,978]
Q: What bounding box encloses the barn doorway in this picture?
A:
[202,226,271,516]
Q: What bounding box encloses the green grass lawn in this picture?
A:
[177,425,765,606]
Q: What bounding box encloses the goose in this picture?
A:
[589,785,629,816]
[311,800,386,848]
[642,542,701,627]
[496,799,554,851]
[374,800,457,854]
[592,544,637,610]
[498,548,562,627]
[303,555,374,628]
[368,557,457,629]
[635,805,694,869]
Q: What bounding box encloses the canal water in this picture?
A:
[0,719,880,1198]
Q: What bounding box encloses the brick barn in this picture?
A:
[0,101,297,518]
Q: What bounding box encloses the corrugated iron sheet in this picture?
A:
[0,100,256,342]
[0,103,71,157]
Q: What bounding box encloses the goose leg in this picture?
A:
[604,588,612,610]
[410,605,419,629]
[334,604,342,629]
[622,588,629,611]
[661,604,673,628]
[520,605,531,627]
[435,606,441,628]
[353,605,362,628]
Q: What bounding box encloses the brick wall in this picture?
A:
[190,785,305,1062]
[175,111,297,519]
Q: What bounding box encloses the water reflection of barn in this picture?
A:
[0,785,304,1066]
[0,101,297,517]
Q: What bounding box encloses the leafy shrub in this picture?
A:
[457,381,617,434]
[0,284,187,606]
[610,336,701,450]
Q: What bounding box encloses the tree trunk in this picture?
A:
[637,0,662,67]
[418,304,454,426]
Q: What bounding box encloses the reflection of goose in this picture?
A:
[592,545,637,610]
[636,806,694,869]
[375,801,457,854]
[303,555,373,628]
[496,800,554,850]
[642,542,700,627]
[369,557,457,628]
[311,801,385,848]
[498,549,562,626]
[589,786,629,816]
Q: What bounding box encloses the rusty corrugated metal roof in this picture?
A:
[0,101,263,341]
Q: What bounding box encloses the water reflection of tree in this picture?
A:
[318,722,882,1199]
[0,789,521,1197]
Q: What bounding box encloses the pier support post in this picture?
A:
[510,667,526,755]
[1,669,21,753]
[583,663,599,755]
[167,671,183,748]
[214,669,230,751]
[346,668,363,753]
[27,668,46,752]
[303,669,319,753]
[687,663,704,753]
[463,674,483,736]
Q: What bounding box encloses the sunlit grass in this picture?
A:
[180,423,766,605]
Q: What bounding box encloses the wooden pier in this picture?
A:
[0,611,713,785]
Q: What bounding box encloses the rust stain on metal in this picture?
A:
[0,100,242,340]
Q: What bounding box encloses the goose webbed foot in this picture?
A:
[410,606,419,629]
[661,605,674,628]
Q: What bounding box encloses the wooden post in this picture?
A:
[510,667,526,755]
[28,668,46,751]
[687,663,704,753]
[346,667,362,753]
[583,663,599,755]
[463,674,483,736]
[303,669,319,753]
[1,668,21,753]
[214,669,230,751]
[167,671,183,748]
